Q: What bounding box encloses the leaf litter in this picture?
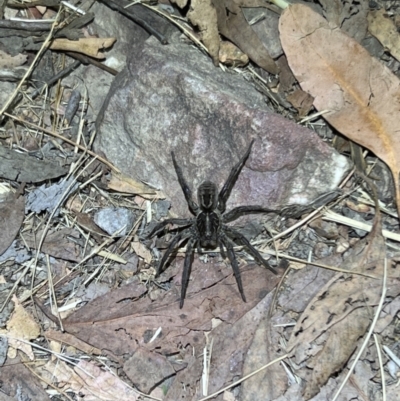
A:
[279,3,400,217]
[1,1,400,400]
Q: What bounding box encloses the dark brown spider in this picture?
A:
[147,140,278,308]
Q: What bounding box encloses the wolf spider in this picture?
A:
[147,140,278,308]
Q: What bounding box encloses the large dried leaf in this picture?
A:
[279,4,400,216]
[286,213,399,399]
[0,195,24,256]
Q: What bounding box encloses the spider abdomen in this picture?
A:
[197,211,221,248]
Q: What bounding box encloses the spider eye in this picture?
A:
[198,181,217,210]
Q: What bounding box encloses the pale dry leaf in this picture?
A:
[44,359,140,401]
[0,50,27,69]
[108,171,163,199]
[131,241,152,264]
[219,40,249,67]
[49,38,117,59]
[279,4,400,217]
[0,295,40,360]
[368,9,400,62]
[187,0,220,65]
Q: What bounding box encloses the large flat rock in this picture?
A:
[96,36,350,217]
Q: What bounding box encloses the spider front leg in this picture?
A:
[222,206,278,223]
[217,139,255,213]
[224,226,277,275]
[220,234,246,302]
[171,151,199,215]
[146,218,193,239]
[180,237,197,308]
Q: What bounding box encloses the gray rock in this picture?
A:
[94,207,135,236]
[96,36,351,217]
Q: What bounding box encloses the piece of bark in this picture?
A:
[0,146,68,183]
[24,228,81,262]
[0,196,24,256]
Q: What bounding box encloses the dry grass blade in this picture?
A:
[198,354,288,401]
[331,258,387,401]
[279,4,400,218]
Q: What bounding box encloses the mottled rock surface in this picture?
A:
[96,35,351,217]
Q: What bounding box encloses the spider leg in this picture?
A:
[218,239,227,260]
[156,228,192,276]
[172,151,199,215]
[180,237,197,308]
[224,226,277,275]
[222,205,278,223]
[220,234,246,302]
[217,140,255,214]
[146,218,193,239]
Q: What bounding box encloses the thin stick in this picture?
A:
[46,254,64,331]
[374,333,386,401]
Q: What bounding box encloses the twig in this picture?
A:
[31,60,81,99]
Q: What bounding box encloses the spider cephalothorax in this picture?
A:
[147,140,278,308]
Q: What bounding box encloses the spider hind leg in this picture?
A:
[224,226,277,275]
[180,238,197,308]
[156,228,192,276]
[220,234,246,302]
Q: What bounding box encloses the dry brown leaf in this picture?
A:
[49,37,116,59]
[0,295,40,360]
[368,9,400,62]
[0,50,27,69]
[286,89,314,117]
[219,40,249,67]
[187,0,220,65]
[131,240,152,264]
[108,171,163,199]
[24,228,81,262]
[0,195,24,256]
[44,359,140,401]
[213,0,278,74]
[286,211,399,399]
[280,4,400,217]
